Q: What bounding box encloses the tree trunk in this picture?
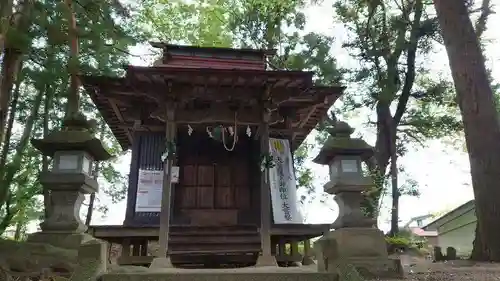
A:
[0,0,33,218]
[0,67,21,169]
[389,141,399,236]
[13,221,22,241]
[42,83,54,219]
[0,64,22,210]
[0,0,33,145]
[433,0,500,261]
[369,0,423,224]
[471,222,488,261]
[0,0,14,54]
[470,0,494,260]
[64,0,81,117]
[367,102,393,220]
[0,48,22,148]
[0,82,44,234]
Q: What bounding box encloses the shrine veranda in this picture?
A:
[83,43,344,266]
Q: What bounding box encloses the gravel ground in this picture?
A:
[383,260,500,281]
[108,247,500,281]
[391,270,500,281]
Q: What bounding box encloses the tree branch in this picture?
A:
[475,0,493,39]
[393,0,423,124]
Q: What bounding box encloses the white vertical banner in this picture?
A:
[268,138,304,224]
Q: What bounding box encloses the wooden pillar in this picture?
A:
[117,238,131,265]
[140,239,148,256]
[121,238,131,257]
[132,240,140,256]
[277,240,286,263]
[256,106,277,267]
[151,102,176,268]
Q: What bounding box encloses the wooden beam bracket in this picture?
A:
[108,98,133,144]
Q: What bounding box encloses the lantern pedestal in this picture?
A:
[315,228,403,278]
[324,177,375,229]
[38,172,98,233]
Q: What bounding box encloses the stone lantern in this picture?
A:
[312,119,403,278]
[312,120,375,229]
[28,113,112,248]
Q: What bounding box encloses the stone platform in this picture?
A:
[101,266,338,281]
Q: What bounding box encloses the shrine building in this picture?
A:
[82,43,345,267]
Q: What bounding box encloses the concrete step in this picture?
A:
[102,267,338,281]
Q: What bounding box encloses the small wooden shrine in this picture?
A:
[83,43,345,267]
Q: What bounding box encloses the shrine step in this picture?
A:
[117,250,258,266]
[169,243,260,254]
[170,234,260,244]
[170,232,260,255]
[169,225,259,236]
[169,225,260,253]
[102,268,338,281]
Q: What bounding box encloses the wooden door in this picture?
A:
[177,145,251,226]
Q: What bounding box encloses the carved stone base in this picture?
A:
[255,254,278,267]
[27,232,95,250]
[38,172,98,233]
[40,190,87,233]
[0,238,78,273]
[0,236,108,280]
[74,238,109,280]
[150,257,174,269]
[315,228,403,278]
[301,255,316,266]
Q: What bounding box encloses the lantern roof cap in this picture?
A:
[312,119,373,165]
[31,112,112,161]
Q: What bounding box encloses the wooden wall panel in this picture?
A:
[233,166,248,186]
[235,186,250,209]
[186,209,238,226]
[182,165,197,186]
[217,166,231,187]
[180,187,197,208]
[216,186,234,208]
[197,166,214,185]
[198,186,215,208]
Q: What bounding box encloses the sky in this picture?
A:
[90,0,500,233]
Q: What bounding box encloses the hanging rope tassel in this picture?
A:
[221,112,238,151]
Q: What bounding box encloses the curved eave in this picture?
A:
[86,83,131,151]
[82,74,345,151]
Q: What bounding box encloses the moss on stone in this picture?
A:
[0,238,78,278]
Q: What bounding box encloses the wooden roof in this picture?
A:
[150,42,277,57]
[82,65,344,151]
